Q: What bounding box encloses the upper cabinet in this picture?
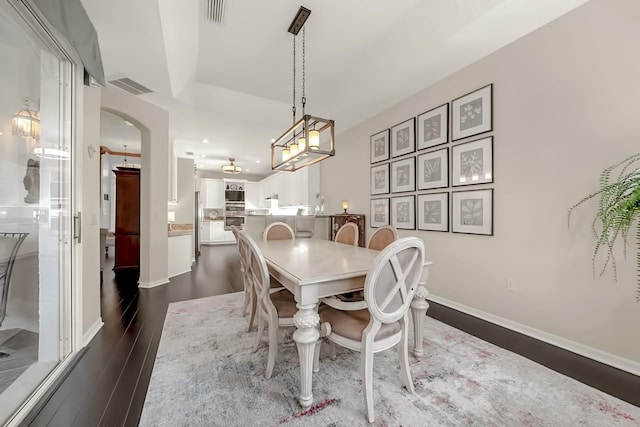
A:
[259,164,319,208]
[202,179,224,208]
[245,182,259,209]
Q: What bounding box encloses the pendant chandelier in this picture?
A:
[222,158,242,174]
[271,6,335,172]
[12,98,40,140]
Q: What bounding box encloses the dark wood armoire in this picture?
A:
[329,214,366,247]
[113,166,140,278]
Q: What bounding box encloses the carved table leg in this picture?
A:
[293,304,320,408]
[410,282,430,357]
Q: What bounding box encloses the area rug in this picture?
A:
[139,293,640,426]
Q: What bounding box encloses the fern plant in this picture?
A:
[568,153,640,301]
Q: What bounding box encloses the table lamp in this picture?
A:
[341,200,349,214]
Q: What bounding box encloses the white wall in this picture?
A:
[320,0,640,369]
[174,158,194,224]
[80,85,102,342]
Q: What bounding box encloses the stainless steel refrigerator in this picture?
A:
[194,191,203,257]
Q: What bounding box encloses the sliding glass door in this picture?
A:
[0,2,74,423]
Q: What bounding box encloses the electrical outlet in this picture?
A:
[507,278,516,292]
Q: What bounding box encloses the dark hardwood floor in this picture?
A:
[22,244,639,426]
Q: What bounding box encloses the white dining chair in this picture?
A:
[263,222,295,241]
[366,225,398,251]
[318,237,425,423]
[243,232,298,379]
[335,222,358,246]
[235,230,258,332]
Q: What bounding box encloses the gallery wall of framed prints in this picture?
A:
[369,83,494,236]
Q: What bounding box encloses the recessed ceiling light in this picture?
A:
[201,138,209,143]
[245,169,250,172]
[256,160,261,163]
[200,154,207,158]
[124,120,134,126]
[270,138,276,143]
[0,132,3,136]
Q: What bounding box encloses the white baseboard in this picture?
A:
[428,294,640,377]
[82,317,104,346]
[138,277,169,288]
[169,268,192,279]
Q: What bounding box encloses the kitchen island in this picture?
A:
[244,215,329,242]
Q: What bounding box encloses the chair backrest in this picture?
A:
[335,222,358,246]
[230,225,241,243]
[243,232,276,313]
[366,225,398,251]
[236,230,250,274]
[364,237,424,324]
[263,222,295,241]
[0,232,28,324]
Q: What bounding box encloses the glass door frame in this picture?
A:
[3,0,85,424]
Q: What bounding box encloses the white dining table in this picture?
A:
[255,238,432,408]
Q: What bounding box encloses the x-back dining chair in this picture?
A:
[318,237,425,423]
[263,221,295,241]
[335,222,358,246]
[242,231,298,379]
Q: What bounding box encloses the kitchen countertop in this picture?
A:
[168,223,193,237]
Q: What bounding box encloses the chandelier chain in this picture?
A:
[292,35,296,124]
[302,27,306,115]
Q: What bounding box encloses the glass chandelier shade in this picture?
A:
[222,158,242,174]
[12,99,40,140]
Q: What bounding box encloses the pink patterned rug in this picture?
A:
[140,292,640,426]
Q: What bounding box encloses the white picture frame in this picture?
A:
[390,118,416,157]
[370,129,389,163]
[370,163,390,195]
[417,148,448,190]
[417,103,448,150]
[417,193,449,232]
[452,136,493,186]
[452,188,493,235]
[391,157,415,193]
[451,84,493,141]
[391,195,415,230]
[370,198,390,228]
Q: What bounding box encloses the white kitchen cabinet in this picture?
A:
[211,220,235,243]
[261,164,319,208]
[203,179,224,208]
[201,221,213,243]
[245,182,259,209]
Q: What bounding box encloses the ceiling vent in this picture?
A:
[186,151,195,156]
[107,77,153,95]
[205,0,225,24]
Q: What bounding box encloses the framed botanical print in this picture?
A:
[417,103,448,150]
[417,193,448,232]
[370,198,390,228]
[370,129,389,163]
[451,84,492,141]
[417,148,448,190]
[391,195,415,230]
[452,188,493,235]
[390,118,416,157]
[370,163,390,195]
[391,157,415,193]
[452,136,493,186]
